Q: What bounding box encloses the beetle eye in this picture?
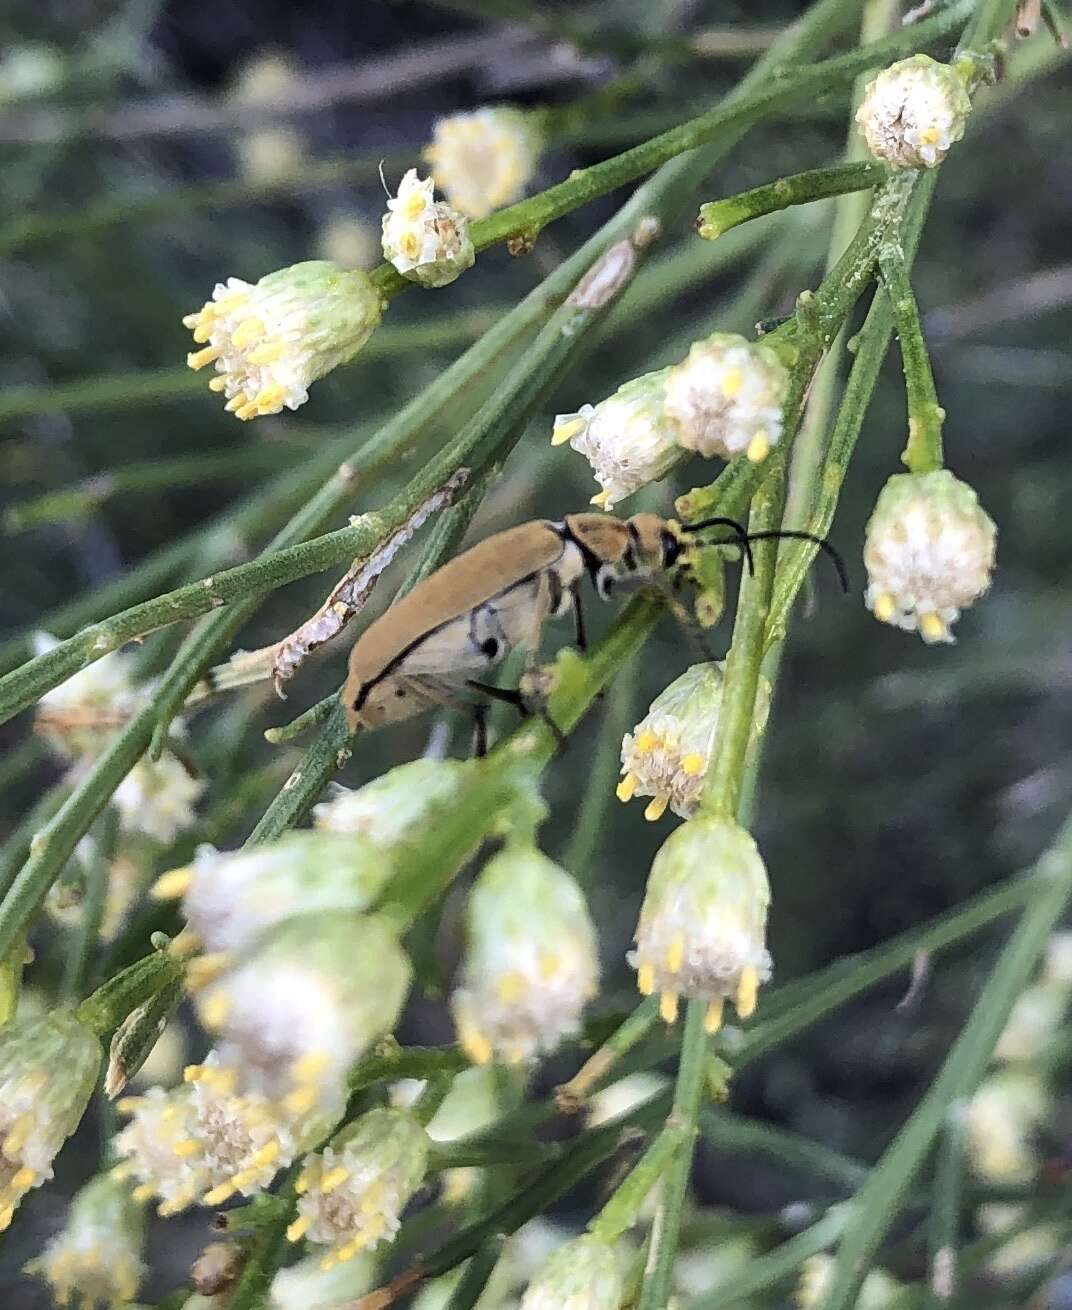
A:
[662,531,682,569]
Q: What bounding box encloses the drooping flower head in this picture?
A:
[24,1172,145,1308]
[313,759,473,846]
[664,332,788,464]
[195,913,411,1117]
[864,469,997,644]
[451,845,599,1065]
[270,1250,378,1309]
[519,1234,623,1310]
[113,753,205,845]
[184,261,383,420]
[287,1107,429,1268]
[552,368,681,509]
[856,54,971,169]
[630,816,771,1033]
[618,663,770,821]
[424,106,542,219]
[0,1009,102,1229]
[381,169,475,288]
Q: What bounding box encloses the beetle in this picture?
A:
[343,511,844,751]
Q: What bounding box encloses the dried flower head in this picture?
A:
[196,913,411,1117]
[152,832,394,956]
[864,469,997,644]
[451,845,599,1065]
[424,106,542,219]
[856,54,971,169]
[313,759,472,846]
[0,1009,102,1229]
[630,816,771,1032]
[113,753,204,845]
[24,1172,144,1308]
[381,168,475,288]
[287,1108,429,1268]
[664,332,788,463]
[519,1234,623,1310]
[552,368,681,509]
[184,261,383,420]
[966,1070,1047,1183]
[618,663,770,821]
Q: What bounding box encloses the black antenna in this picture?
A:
[683,518,849,594]
[681,516,755,575]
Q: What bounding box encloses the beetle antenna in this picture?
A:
[681,516,755,575]
[739,530,850,593]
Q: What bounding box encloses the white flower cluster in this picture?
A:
[856,54,971,170]
[381,169,474,288]
[424,106,542,219]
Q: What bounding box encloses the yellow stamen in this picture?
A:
[736,965,759,1019]
[637,962,655,996]
[919,126,940,144]
[721,366,744,398]
[460,1027,493,1066]
[0,1205,14,1231]
[872,592,897,624]
[251,1140,281,1168]
[919,612,948,643]
[11,1165,35,1192]
[3,1116,33,1156]
[247,340,284,366]
[224,392,248,414]
[150,866,193,900]
[551,417,586,446]
[659,991,680,1024]
[590,489,612,508]
[704,998,725,1034]
[402,189,427,220]
[283,1086,319,1118]
[644,794,669,822]
[635,729,657,753]
[681,752,706,776]
[202,1181,237,1206]
[318,1165,350,1194]
[400,231,421,261]
[200,991,232,1031]
[286,1214,312,1242]
[192,322,213,344]
[292,1051,330,1084]
[666,935,685,974]
[186,346,220,371]
[496,972,525,1003]
[746,430,770,464]
[230,318,264,351]
[295,1172,309,1195]
[167,927,202,959]
[616,772,638,802]
[173,1139,201,1159]
[208,375,228,392]
[131,1183,157,1204]
[185,953,232,991]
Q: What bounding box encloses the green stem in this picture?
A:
[443,1237,508,1310]
[925,1104,967,1307]
[880,242,946,473]
[60,808,116,1001]
[815,815,1072,1310]
[563,670,636,883]
[555,996,661,1112]
[697,161,888,239]
[75,943,184,1041]
[590,1123,686,1243]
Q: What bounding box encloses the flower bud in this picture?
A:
[381,168,475,288]
[230,54,303,184]
[152,832,395,956]
[519,1234,623,1310]
[797,1254,902,1309]
[664,332,788,463]
[424,106,542,219]
[856,55,971,170]
[271,1250,377,1309]
[451,845,599,1065]
[630,816,771,1032]
[0,1009,102,1228]
[863,469,996,644]
[617,663,770,821]
[552,369,681,509]
[24,1172,145,1308]
[287,1107,429,1267]
[184,261,383,420]
[113,753,205,845]
[1043,931,1072,988]
[994,980,1070,1064]
[313,759,473,846]
[195,913,411,1116]
[966,1070,1047,1183]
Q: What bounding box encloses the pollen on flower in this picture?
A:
[423,106,542,219]
[381,168,475,288]
[864,469,996,643]
[183,261,383,420]
[552,369,681,509]
[629,816,771,1033]
[289,1108,428,1267]
[856,54,972,170]
[664,332,789,462]
[451,846,599,1065]
[618,663,771,820]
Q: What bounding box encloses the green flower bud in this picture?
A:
[520,1234,623,1310]
[184,261,383,420]
[552,368,681,510]
[24,1172,145,1308]
[381,169,475,288]
[270,1250,377,1309]
[966,1069,1047,1184]
[287,1107,429,1267]
[452,846,599,1065]
[631,816,771,1033]
[797,1254,903,1309]
[313,759,473,846]
[665,332,788,463]
[864,469,996,644]
[856,55,971,170]
[424,106,543,219]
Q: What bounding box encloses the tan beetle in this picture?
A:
[343,511,844,751]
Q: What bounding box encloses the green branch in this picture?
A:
[697,161,888,240]
[880,241,946,473]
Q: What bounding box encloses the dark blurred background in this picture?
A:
[1,0,1071,1305]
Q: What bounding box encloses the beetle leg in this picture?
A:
[471,703,489,758]
[466,679,566,749]
[571,588,588,651]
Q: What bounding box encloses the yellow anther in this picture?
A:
[336,1238,363,1263]
[666,935,685,974]
[231,317,264,350]
[200,992,232,1031]
[151,866,193,900]
[295,1172,310,1195]
[872,592,897,624]
[721,366,744,398]
[496,971,525,1003]
[253,383,287,412]
[247,340,284,366]
[616,772,638,803]
[172,1139,201,1159]
[704,998,725,1034]
[182,312,201,329]
[286,1214,312,1243]
[318,1165,350,1194]
[208,375,228,392]
[252,1140,281,1168]
[736,965,759,1019]
[539,951,561,980]
[0,1205,15,1231]
[3,1116,33,1156]
[11,1165,35,1192]
[551,417,586,446]
[919,612,948,643]
[167,927,202,959]
[320,1252,339,1272]
[208,1066,238,1096]
[131,1183,157,1204]
[460,1027,493,1066]
[292,1051,330,1084]
[185,952,232,991]
[635,729,657,753]
[644,794,669,822]
[183,1064,206,1083]
[192,322,213,344]
[186,346,220,371]
[283,1086,319,1118]
[400,231,421,260]
[590,489,612,508]
[681,752,706,776]
[659,991,680,1024]
[919,126,940,144]
[224,392,248,413]
[202,1181,237,1206]
[637,962,655,996]
[402,190,427,220]
[746,430,770,464]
